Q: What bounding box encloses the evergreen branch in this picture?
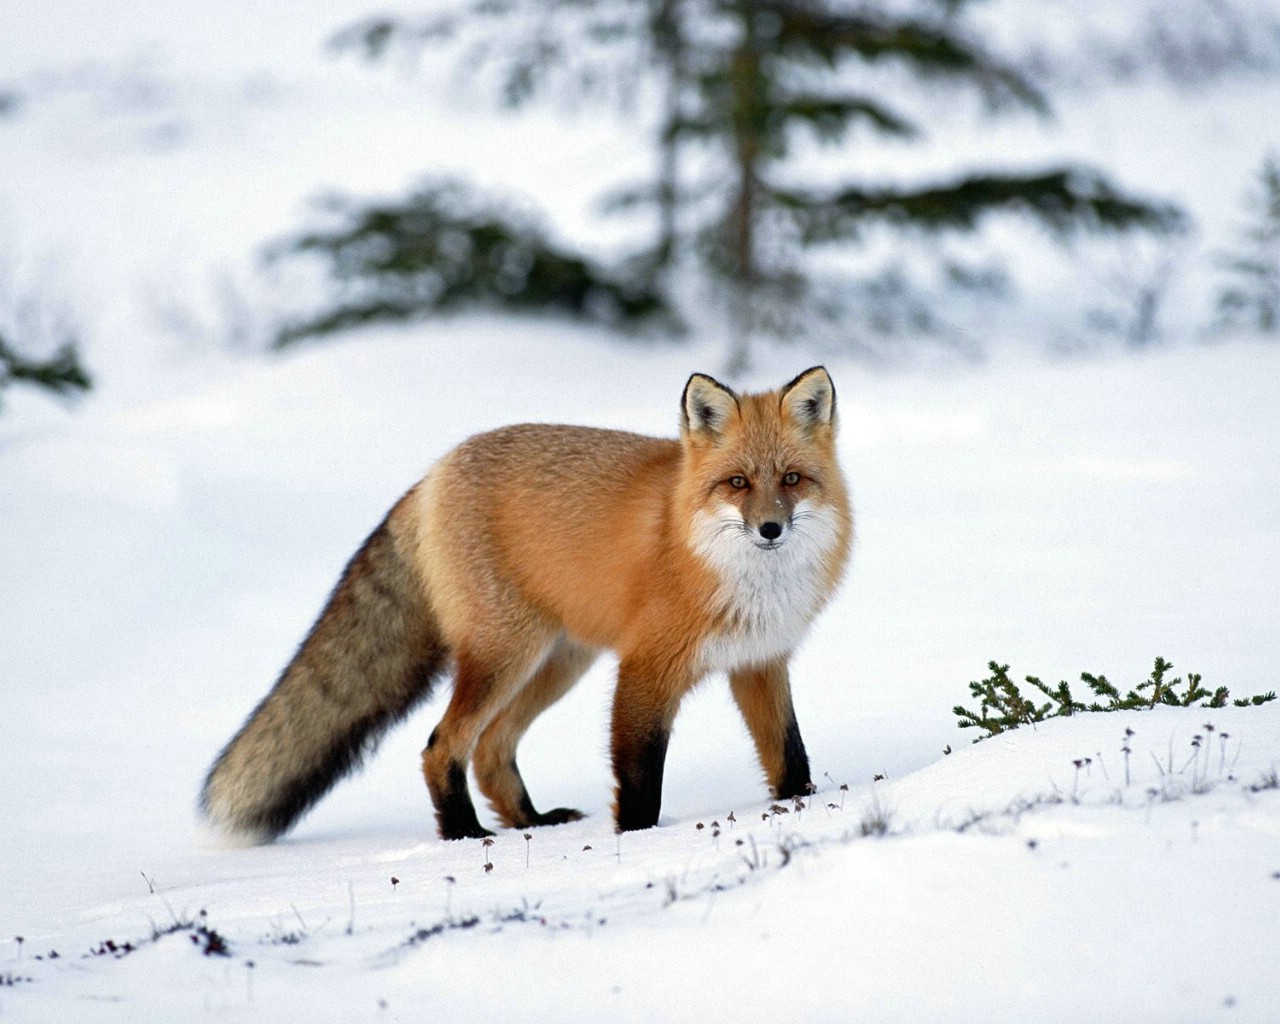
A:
[1026,675,1087,716]
[1082,671,1121,703]
[1179,672,1210,707]
[953,657,1275,741]
[268,181,676,345]
[761,2,1048,113]
[330,2,645,108]
[955,662,1056,737]
[666,94,918,145]
[776,168,1185,243]
[776,94,920,142]
[0,334,92,402]
[1138,655,1174,707]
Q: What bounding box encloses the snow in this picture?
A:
[3,0,1280,1020]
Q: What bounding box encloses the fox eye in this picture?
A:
[728,475,749,490]
[782,471,801,486]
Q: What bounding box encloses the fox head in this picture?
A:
[677,367,851,660]
[678,366,848,556]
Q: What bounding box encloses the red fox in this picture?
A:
[201,367,852,840]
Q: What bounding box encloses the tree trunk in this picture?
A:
[651,0,684,272]
[724,0,762,376]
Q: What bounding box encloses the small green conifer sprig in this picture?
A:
[954,657,1276,741]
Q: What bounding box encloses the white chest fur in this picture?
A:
[689,500,842,673]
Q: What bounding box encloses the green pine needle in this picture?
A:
[953,657,1276,741]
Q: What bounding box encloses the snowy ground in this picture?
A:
[4,1,1280,1021]
[4,320,1279,1021]
[6,701,1280,1023]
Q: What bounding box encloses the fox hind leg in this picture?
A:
[421,638,551,840]
[473,636,597,829]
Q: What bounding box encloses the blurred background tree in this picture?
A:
[273,0,1186,368]
[0,334,91,408]
[1214,154,1280,334]
[0,259,91,411]
[268,182,678,346]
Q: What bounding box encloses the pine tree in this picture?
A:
[1215,154,1280,334]
[327,0,1184,367]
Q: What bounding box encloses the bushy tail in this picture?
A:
[200,499,447,843]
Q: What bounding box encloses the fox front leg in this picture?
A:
[729,659,812,800]
[609,660,689,832]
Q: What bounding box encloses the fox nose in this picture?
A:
[758,521,783,541]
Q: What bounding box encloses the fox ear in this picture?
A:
[781,366,836,431]
[682,372,739,440]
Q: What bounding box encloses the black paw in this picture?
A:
[439,821,496,841]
